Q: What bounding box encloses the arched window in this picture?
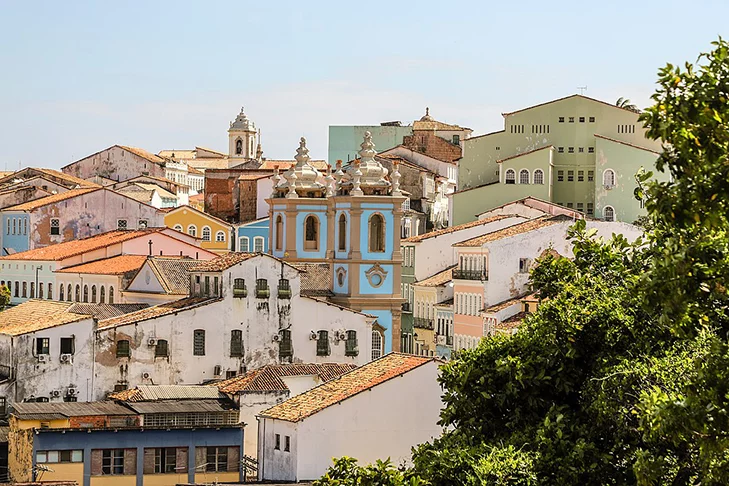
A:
[83,285,89,303]
[253,236,264,252]
[533,169,544,185]
[519,169,530,184]
[187,225,197,237]
[275,215,284,251]
[202,226,211,242]
[371,330,383,361]
[235,139,242,155]
[47,283,53,300]
[604,206,615,222]
[368,214,385,253]
[38,283,44,300]
[100,286,105,304]
[91,285,97,303]
[239,237,250,252]
[173,224,183,232]
[59,284,65,302]
[338,214,347,251]
[603,169,616,187]
[215,231,226,242]
[109,286,114,304]
[304,215,319,251]
[75,285,80,302]
[505,169,516,184]
[67,284,72,302]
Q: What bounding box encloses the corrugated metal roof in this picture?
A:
[128,385,224,401]
[127,399,235,414]
[13,401,135,417]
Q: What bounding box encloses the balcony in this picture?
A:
[402,302,412,312]
[452,269,488,281]
[413,317,434,330]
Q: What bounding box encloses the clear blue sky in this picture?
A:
[1,0,727,170]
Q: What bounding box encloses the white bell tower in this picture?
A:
[228,107,257,159]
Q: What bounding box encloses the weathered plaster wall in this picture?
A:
[63,146,166,182]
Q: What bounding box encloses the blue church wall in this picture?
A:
[271,206,286,259]
[359,263,394,295]
[237,217,269,253]
[295,204,328,259]
[359,203,395,261]
[1,212,30,255]
[333,263,349,294]
[362,309,393,353]
[33,427,244,486]
[334,209,350,260]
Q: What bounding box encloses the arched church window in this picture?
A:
[369,214,385,253]
[235,139,243,155]
[275,215,283,251]
[304,215,319,251]
[338,214,347,251]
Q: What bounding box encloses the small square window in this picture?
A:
[117,220,128,230]
[558,117,565,123]
[50,218,60,236]
[577,202,584,211]
[568,171,574,182]
[579,117,585,122]
[588,170,594,181]
[568,147,575,153]
[557,170,564,182]
[495,146,500,150]
[587,203,594,215]
[578,147,584,153]
[568,117,575,123]
[138,220,148,229]
[519,258,530,273]
[566,202,574,209]
[558,147,564,153]
[589,116,595,122]
[588,147,595,153]
[578,171,584,182]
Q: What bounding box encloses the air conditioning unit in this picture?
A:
[51,390,61,398]
[37,354,48,363]
[147,338,157,346]
[67,387,78,396]
[142,372,151,380]
[272,334,281,342]
[213,365,222,377]
[60,354,72,363]
[309,331,317,340]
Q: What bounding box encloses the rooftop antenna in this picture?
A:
[577,86,588,95]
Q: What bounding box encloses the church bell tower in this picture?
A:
[228,107,257,159]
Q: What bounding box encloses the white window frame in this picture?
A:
[239,236,250,252]
[117,219,128,230]
[201,226,212,242]
[187,225,197,237]
[604,205,616,222]
[603,169,616,188]
[504,169,516,184]
[173,224,183,232]
[533,169,544,185]
[519,169,530,184]
[253,236,264,252]
[215,231,226,242]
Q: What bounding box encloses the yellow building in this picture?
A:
[164,205,233,254]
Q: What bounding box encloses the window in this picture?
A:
[67,284,72,302]
[205,446,230,472]
[577,202,584,212]
[603,169,616,187]
[567,170,574,182]
[74,284,80,302]
[587,203,594,216]
[155,339,169,357]
[14,282,18,298]
[116,340,130,358]
[279,329,293,359]
[102,449,125,475]
[99,286,105,303]
[533,169,544,185]
[452,134,460,145]
[109,286,114,304]
[558,147,564,153]
[187,225,197,237]
[519,169,530,184]
[505,169,516,184]
[153,448,178,474]
[278,278,291,298]
[60,337,74,355]
[317,330,330,356]
[36,337,50,355]
[233,278,247,298]
[193,330,205,356]
[37,450,83,464]
[304,215,319,251]
[202,226,211,242]
[604,206,615,222]
[275,434,281,450]
[588,170,594,181]
[30,282,35,298]
[230,330,243,357]
[589,116,595,122]
[558,116,565,122]
[588,147,595,153]
[91,285,97,303]
[83,285,88,303]
[578,170,584,182]
[215,231,226,242]
[568,147,574,153]
[371,331,383,360]
[117,220,127,230]
[22,282,27,298]
[519,258,530,273]
[568,117,574,123]
[579,116,585,122]
[338,214,346,251]
[285,436,291,452]
[138,220,148,229]
[236,139,243,155]
[566,202,574,208]
[275,215,284,251]
[59,285,65,301]
[579,147,584,153]
[50,218,60,236]
[173,224,183,232]
[368,214,385,253]
[345,330,358,357]
[253,236,264,252]
[240,236,250,252]
[256,278,269,298]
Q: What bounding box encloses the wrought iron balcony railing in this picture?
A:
[452,269,488,281]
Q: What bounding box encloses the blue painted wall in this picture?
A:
[359,264,394,295]
[238,217,269,252]
[34,427,244,486]
[1,212,30,255]
[295,205,328,259]
[333,263,349,294]
[362,309,393,354]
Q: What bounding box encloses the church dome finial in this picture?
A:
[229,106,256,132]
[341,131,391,195]
[274,137,326,198]
[420,107,433,122]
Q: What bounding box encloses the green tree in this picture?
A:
[0,284,9,310]
[616,96,640,113]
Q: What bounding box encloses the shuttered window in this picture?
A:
[230,330,243,357]
[193,330,205,356]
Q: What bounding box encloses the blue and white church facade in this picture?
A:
[267,133,406,353]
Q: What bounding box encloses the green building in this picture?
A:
[328,124,413,165]
[451,95,665,225]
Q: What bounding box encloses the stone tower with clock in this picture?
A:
[267,132,405,353]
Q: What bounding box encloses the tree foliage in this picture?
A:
[316,39,729,485]
[0,284,9,310]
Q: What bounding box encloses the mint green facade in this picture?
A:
[329,125,413,164]
[400,242,415,353]
[451,95,664,225]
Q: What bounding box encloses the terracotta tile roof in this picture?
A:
[593,134,661,154]
[67,303,150,320]
[195,146,226,156]
[435,297,453,307]
[403,214,522,243]
[0,168,100,189]
[501,94,642,117]
[187,166,204,175]
[0,228,167,261]
[55,255,148,275]
[189,252,259,272]
[145,257,200,294]
[97,296,219,329]
[494,312,526,332]
[484,295,526,313]
[3,187,100,211]
[33,168,101,188]
[0,300,92,336]
[293,263,333,297]
[189,193,204,202]
[116,188,155,203]
[118,145,167,165]
[134,183,178,199]
[496,145,554,163]
[259,353,435,422]
[412,119,467,131]
[124,175,184,189]
[238,173,272,181]
[159,149,197,159]
[214,363,358,394]
[415,265,455,287]
[454,216,565,247]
